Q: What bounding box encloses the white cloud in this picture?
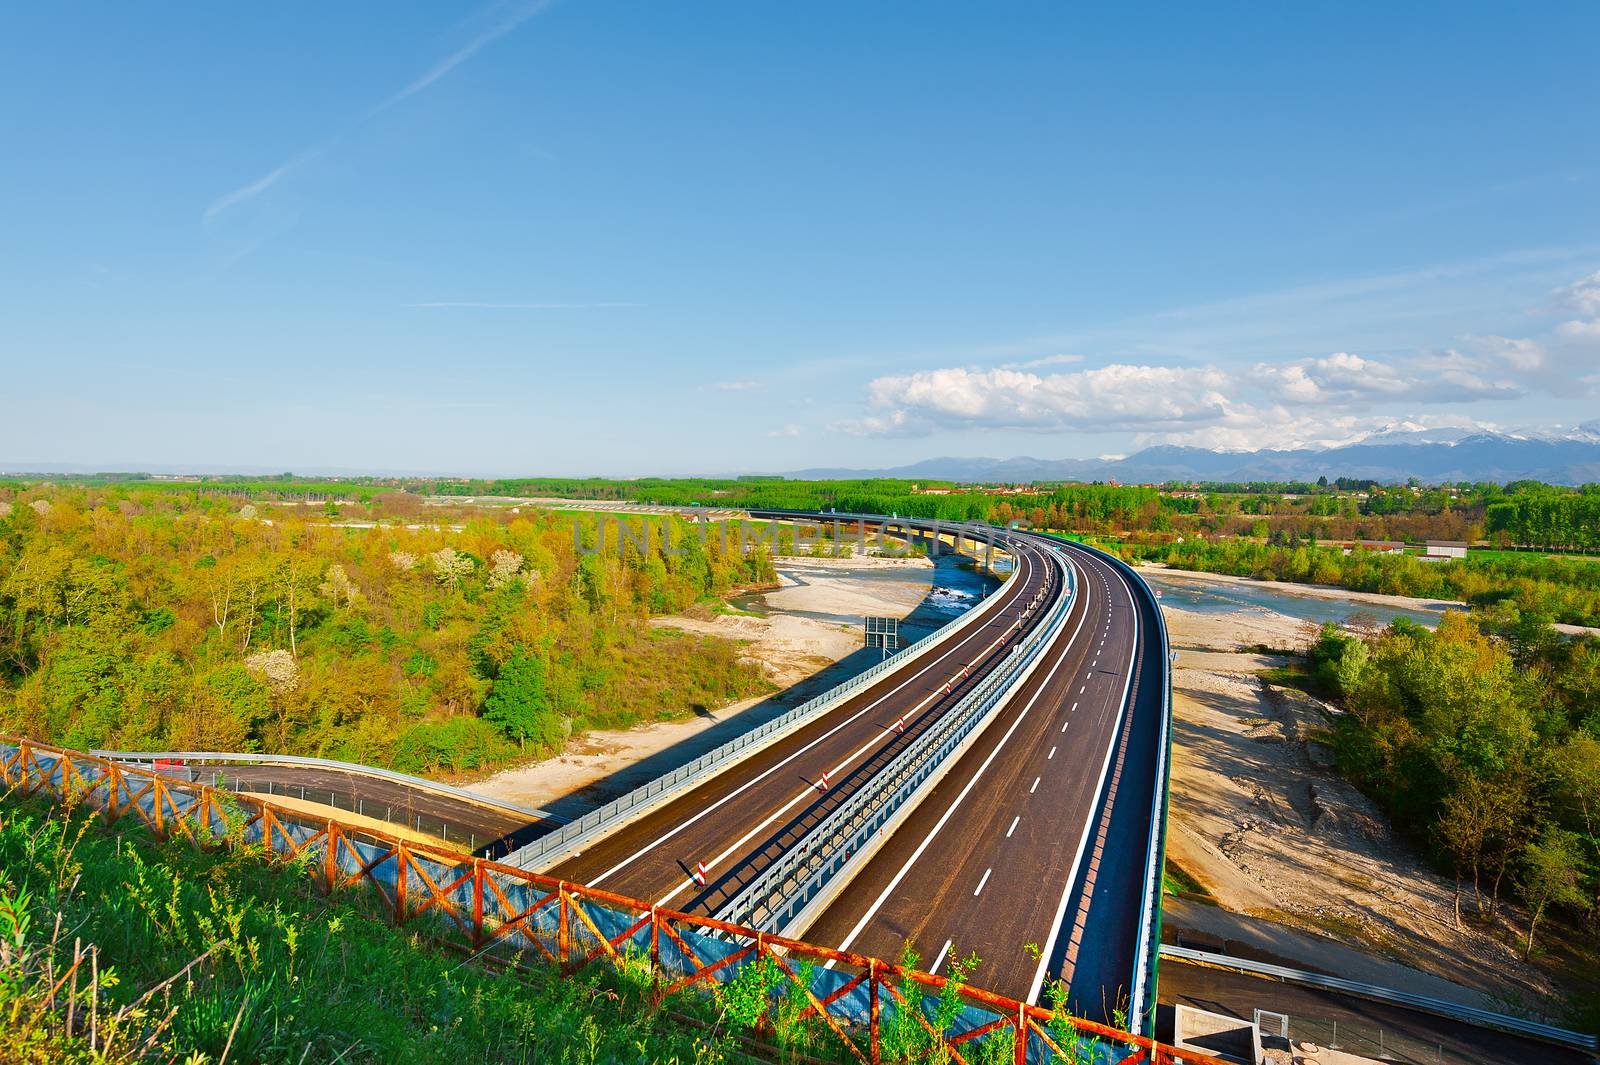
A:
[999,353,1086,370]
[368,1,550,117]
[1472,335,1547,372]
[416,301,638,309]
[767,423,801,438]
[831,266,1600,449]
[1255,350,1520,405]
[1556,318,1600,344]
[204,1,549,221]
[706,381,762,392]
[1556,270,1600,315]
[850,364,1236,437]
[204,152,318,222]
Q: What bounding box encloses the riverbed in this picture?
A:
[1138,567,1451,629]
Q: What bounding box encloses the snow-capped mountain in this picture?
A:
[785,426,1600,485]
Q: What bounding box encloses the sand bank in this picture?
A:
[1161,601,1563,1008]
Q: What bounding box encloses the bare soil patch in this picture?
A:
[1165,605,1565,1013]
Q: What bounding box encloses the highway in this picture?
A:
[540,526,1065,919]
[797,536,1162,1022]
[187,762,555,852]
[97,514,1167,1026]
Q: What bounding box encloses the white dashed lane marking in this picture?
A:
[974,868,992,896]
[1007,815,1020,838]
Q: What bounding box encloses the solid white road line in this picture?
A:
[1025,560,1142,1004]
[585,548,1042,892]
[825,554,1092,964]
[973,867,992,896]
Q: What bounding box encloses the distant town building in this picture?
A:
[1422,540,1469,560]
[1343,539,1407,556]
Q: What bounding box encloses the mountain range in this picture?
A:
[785,424,1600,485]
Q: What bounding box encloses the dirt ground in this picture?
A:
[1163,604,1567,1014]
[465,556,934,813]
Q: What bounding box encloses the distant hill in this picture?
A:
[786,425,1600,485]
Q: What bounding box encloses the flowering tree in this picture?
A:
[245,649,300,694]
[431,547,474,590]
[487,549,525,591]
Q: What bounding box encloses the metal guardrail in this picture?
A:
[88,748,559,824]
[1024,534,1172,1034]
[189,771,494,851]
[500,516,1031,871]
[716,547,1074,934]
[1159,945,1600,1053]
[1108,546,1175,1038]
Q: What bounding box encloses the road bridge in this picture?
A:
[534,520,1066,921]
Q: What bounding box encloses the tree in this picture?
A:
[486,549,525,591]
[1518,828,1586,958]
[431,547,474,591]
[482,651,554,752]
[1435,769,1527,924]
[319,563,360,608]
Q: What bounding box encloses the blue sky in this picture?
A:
[3,2,1598,476]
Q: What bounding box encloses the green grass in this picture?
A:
[1257,661,1337,700]
[1466,547,1600,564]
[1162,859,1213,902]
[0,788,1122,1064]
[0,791,771,1064]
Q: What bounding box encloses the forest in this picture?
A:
[0,485,777,776]
[1306,609,1599,968]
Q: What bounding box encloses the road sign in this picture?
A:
[864,615,900,655]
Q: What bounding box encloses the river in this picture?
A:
[729,553,998,640]
[1138,569,1451,628]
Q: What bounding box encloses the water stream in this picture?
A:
[1139,570,1452,628]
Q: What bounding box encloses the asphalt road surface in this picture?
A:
[798,538,1159,1019]
[541,533,1064,920]
[187,763,553,852]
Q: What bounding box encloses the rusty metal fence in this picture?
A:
[1,735,1222,1065]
